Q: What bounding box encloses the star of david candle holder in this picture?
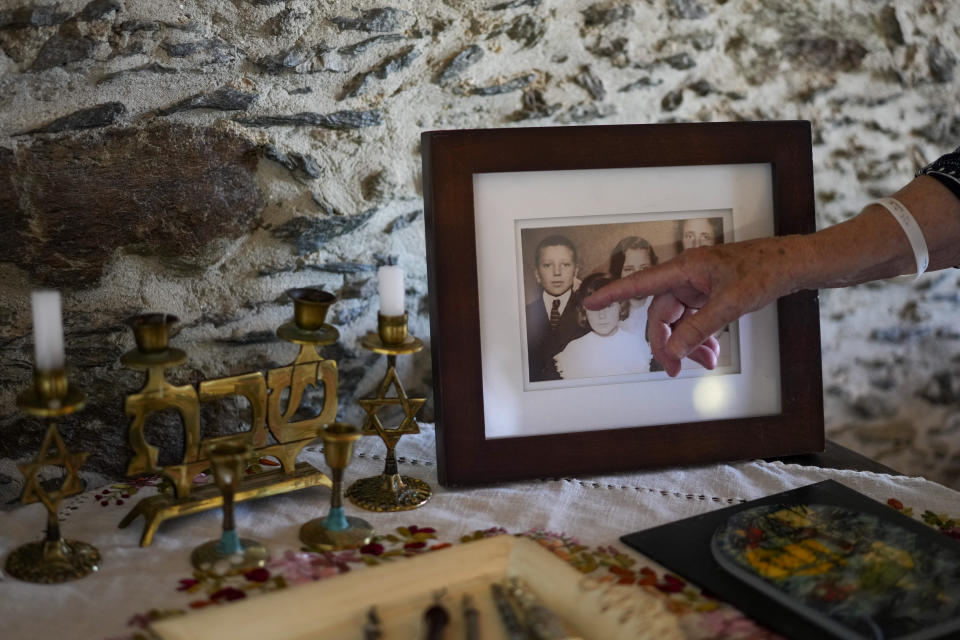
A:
[299,422,373,550]
[345,313,432,512]
[190,437,268,575]
[6,368,101,583]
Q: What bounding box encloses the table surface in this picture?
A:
[1,427,955,640]
[769,439,901,476]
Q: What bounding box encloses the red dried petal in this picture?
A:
[655,574,686,593]
[887,498,904,510]
[404,541,427,550]
[211,587,247,602]
[177,579,199,591]
[244,568,270,582]
[656,581,685,593]
[360,543,385,556]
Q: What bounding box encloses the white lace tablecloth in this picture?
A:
[2,424,958,639]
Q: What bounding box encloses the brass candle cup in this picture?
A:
[321,422,361,468]
[17,368,86,418]
[287,288,335,331]
[33,368,68,401]
[207,439,251,499]
[378,313,408,346]
[299,422,373,550]
[126,313,178,353]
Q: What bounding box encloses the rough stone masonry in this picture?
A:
[0,0,959,501]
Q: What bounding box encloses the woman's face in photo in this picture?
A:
[585,301,620,336]
[682,219,716,250]
[619,247,652,277]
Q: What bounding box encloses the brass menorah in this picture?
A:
[118,288,339,546]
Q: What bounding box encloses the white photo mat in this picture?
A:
[473,163,781,439]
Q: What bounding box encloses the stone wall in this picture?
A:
[1,0,959,500]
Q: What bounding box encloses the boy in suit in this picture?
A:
[525,234,589,381]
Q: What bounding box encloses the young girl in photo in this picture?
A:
[553,273,652,380]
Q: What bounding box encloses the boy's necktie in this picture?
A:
[550,299,561,330]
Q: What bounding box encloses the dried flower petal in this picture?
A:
[177,579,199,591]
[244,568,270,582]
[210,587,246,602]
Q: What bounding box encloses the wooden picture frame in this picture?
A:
[422,122,822,487]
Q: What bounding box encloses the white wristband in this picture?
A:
[873,197,929,280]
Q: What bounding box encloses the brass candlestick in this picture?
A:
[300,422,374,550]
[345,313,431,512]
[119,293,338,547]
[190,438,268,575]
[6,369,101,583]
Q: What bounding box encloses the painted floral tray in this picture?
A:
[150,534,682,640]
[623,480,960,640]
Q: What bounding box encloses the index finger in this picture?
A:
[583,261,686,310]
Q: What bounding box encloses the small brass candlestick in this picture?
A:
[345,313,431,512]
[300,422,373,550]
[190,437,268,575]
[7,369,101,583]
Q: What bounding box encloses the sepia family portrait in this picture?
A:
[520,213,736,386]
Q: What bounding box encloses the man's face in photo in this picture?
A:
[535,244,577,297]
[682,218,716,250]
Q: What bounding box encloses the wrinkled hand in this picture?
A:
[585,237,797,376]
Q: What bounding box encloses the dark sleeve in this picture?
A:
[917,145,960,201]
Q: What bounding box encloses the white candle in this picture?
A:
[31,290,65,371]
[378,265,405,316]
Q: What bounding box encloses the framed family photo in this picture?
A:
[422,122,823,486]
